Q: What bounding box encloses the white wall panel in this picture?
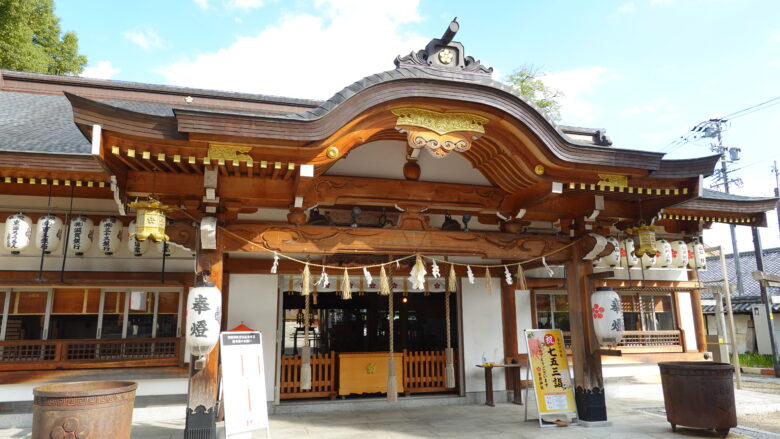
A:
[461,278,504,392]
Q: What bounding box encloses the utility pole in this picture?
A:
[706,118,745,298]
[772,161,780,237]
[751,227,780,377]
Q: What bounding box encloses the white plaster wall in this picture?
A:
[227,274,279,402]
[515,290,533,354]
[461,277,504,392]
[676,292,697,351]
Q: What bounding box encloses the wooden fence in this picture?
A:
[280,349,455,399]
[403,349,453,394]
[280,351,337,399]
[0,337,180,371]
[562,329,684,352]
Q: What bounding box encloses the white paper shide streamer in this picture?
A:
[271,252,279,274]
[431,259,441,278]
[466,265,475,284]
[363,267,373,285]
[504,265,513,285]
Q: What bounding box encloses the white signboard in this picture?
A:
[220,331,269,438]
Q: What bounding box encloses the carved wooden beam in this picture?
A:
[303,175,507,212]
[222,222,574,261]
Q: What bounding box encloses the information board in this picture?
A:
[524,329,577,426]
[220,331,269,437]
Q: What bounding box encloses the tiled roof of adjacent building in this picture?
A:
[699,246,780,300]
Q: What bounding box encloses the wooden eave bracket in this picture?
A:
[89,124,126,215]
[293,164,314,208]
[203,166,219,213]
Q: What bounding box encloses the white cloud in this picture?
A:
[542,67,620,125]
[156,0,427,100]
[770,29,780,44]
[617,1,635,14]
[193,0,210,9]
[223,0,263,10]
[81,61,120,79]
[123,28,162,50]
[619,97,679,118]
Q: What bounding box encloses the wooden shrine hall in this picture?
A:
[0,20,777,425]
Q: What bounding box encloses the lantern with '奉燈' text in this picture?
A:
[98,217,122,255]
[671,240,689,268]
[688,240,707,270]
[36,214,63,254]
[591,286,624,345]
[602,236,621,267]
[68,215,94,256]
[620,238,639,267]
[4,212,32,254]
[186,282,222,357]
[128,199,171,243]
[127,220,150,257]
[655,239,673,268]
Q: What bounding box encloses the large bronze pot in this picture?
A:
[32,380,137,439]
[658,362,736,437]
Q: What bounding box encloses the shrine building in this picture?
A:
[0,21,776,423]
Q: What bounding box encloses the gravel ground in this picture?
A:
[738,379,780,396]
[737,411,780,434]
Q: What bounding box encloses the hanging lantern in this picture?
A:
[155,240,173,257]
[98,217,123,255]
[671,240,689,268]
[641,251,657,268]
[687,240,707,270]
[68,215,94,256]
[186,282,222,357]
[655,239,673,268]
[127,198,171,242]
[602,237,621,267]
[625,223,659,257]
[591,286,624,345]
[619,239,639,267]
[127,220,150,257]
[35,214,63,254]
[4,212,32,255]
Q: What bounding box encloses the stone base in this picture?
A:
[578,420,613,428]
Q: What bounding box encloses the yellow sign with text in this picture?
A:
[525,329,577,417]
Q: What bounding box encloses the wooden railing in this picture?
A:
[0,337,180,371]
[279,350,456,400]
[561,330,683,352]
[403,349,454,394]
[280,351,336,399]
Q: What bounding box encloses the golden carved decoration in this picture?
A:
[534,165,545,175]
[392,108,488,135]
[326,146,340,159]
[366,362,377,374]
[207,144,253,163]
[392,108,489,158]
[597,173,628,188]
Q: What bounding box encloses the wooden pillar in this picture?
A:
[566,245,607,422]
[688,269,707,352]
[500,279,519,389]
[184,229,223,439]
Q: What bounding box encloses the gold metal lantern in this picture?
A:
[128,198,172,243]
[625,222,660,257]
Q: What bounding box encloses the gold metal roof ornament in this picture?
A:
[392,107,489,158]
[128,198,175,242]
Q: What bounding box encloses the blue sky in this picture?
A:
[56,0,780,251]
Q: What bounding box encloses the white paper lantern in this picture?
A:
[98,217,123,255]
[655,239,673,268]
[127,220,150,257]
[155,240,172,257]
[186,283,222,357]
[619,239,639,267]
[68,215,94,256]
[35,214,63,254]
[671,240,689,268]
[4,213,32,255]
[688,241,707,270]
[602,237,621,267]
[591,286,624,345]
[641,251,657,268]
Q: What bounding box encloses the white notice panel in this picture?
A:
[221,331,269,437]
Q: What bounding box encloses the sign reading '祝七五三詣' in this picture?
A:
[524,329,577,425]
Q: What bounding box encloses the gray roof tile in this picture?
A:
[699,246,780,299]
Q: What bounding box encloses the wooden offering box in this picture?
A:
[338,352,404,396]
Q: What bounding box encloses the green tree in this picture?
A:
[0,0,87,75]
[506,65,563,122]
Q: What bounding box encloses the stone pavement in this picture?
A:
[2,376,780,438]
